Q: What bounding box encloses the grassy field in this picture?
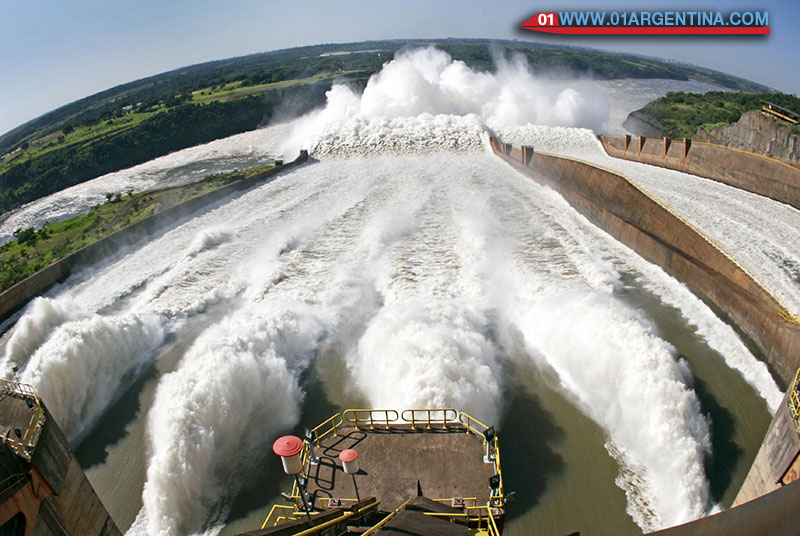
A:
[0,163,273,292]
[0,105,167,175]
[190,70,365,103]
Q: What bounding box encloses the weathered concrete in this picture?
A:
[0,385,119,535]
[306,424,494,512]
[0,152,309,323]
[734,387,800,506]
[492,136,800,510]
[695,110,800,163]
[645,479,800,536]
[491,137,800,390]
[600,134,800,211]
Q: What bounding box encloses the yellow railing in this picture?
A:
[459,411,504,505]
[361,497,413,535]
[0,379,46,461]
[343,409,399,430]
[432,497,478,507]
[789,368,800,434]
[261,504,298,529]
[309,412,343,446]
[459,412,489,436]
[422,506,502,536]
[401,408,457,430]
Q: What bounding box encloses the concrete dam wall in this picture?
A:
[600,135,800,212]
[0,152,309,323]
[491,137,800,389]
[0,381,120,535]
[490,137,800,518]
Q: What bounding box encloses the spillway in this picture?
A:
[0,48,794,536]
[0,143,780,536]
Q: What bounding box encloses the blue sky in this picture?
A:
[1,0,798,136]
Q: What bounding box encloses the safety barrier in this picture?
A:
[0,379,46,461]
[400,408,457,430]
[361,497,414,535]
[790,368,800,434]
[342,409,399,430]
[309,413,343,446]
[421,506,502,536]
[261,504,300,529]
[459,412,504,505]
[0,473,28,503]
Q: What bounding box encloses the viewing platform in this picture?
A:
[248,409,506,536]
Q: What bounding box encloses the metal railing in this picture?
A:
[342,409,399,430]
[400,408,457,430]
[261,504,299,529]
[361,497,413,535]
[0,380,46,461]
[421,506,502,536]
[789,368,800,435]
[459,412,504,505]
[309,413,343,446]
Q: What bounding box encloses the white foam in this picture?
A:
[1,296,85,378]
[285,47,609,157]
[513,289,713,530]
[348,300,501,424]
[20,313,165,441]
[139,303,322,536]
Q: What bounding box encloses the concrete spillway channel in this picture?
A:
[490,136,800,534]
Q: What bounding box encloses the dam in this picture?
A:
[0,51,799,535]
[0,133,795,535]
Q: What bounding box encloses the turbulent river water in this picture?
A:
[0,48,791,536]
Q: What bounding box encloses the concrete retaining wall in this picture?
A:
[492,136,800,507]
[0,152,309,323]
[645,479,800,536]
[492,137,800,389]
[600,135,800,211]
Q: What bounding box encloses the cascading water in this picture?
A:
[0,47,787,536]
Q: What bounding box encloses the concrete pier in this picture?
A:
[0,380,120,535]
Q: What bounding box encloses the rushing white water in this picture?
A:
[0,46,786,535]
[495,126,800,319]
[21,312,165,442]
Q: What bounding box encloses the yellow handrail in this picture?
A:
[362,497,413,535]
[261,504,297,529]
[422,506,502,536]
[789,368,800,434]
[492,437,504,504]
[432,497,478,507]
[0,379,46,461]
[458,411,489,436]
[290,511,353,536]
[401,408,457,430]
[309,413,343,446]
[343,409,399,430]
